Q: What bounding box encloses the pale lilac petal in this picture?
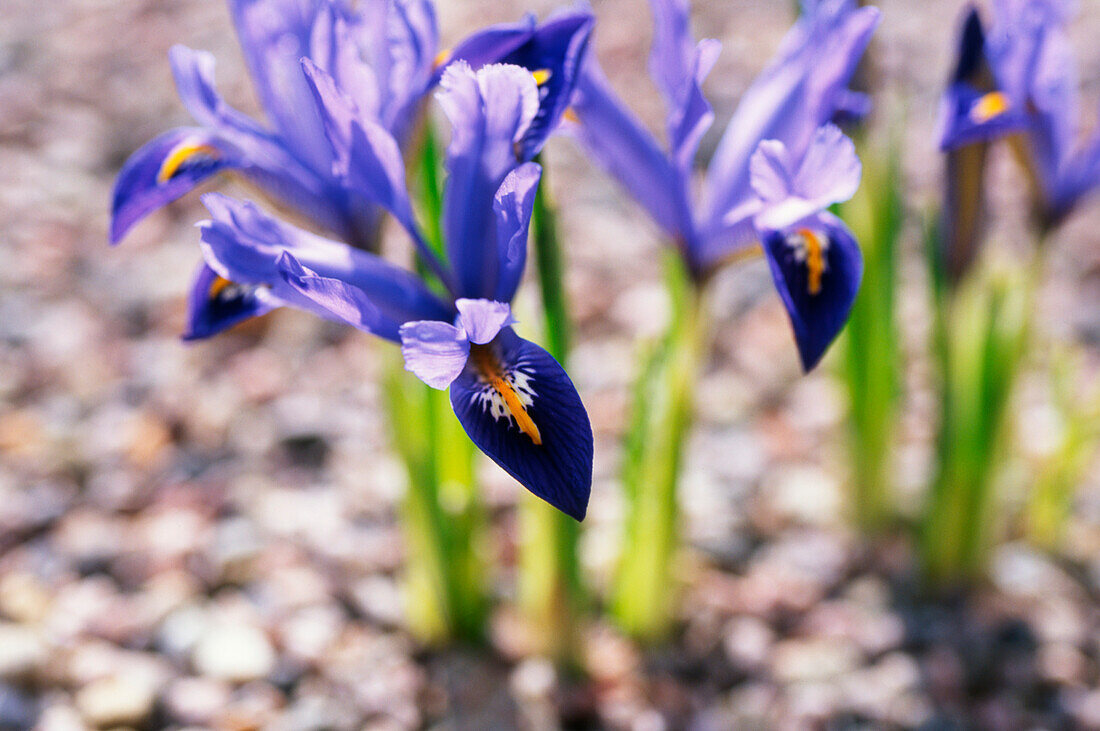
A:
[749,139,796,203]
[399,320,471,389]
[227,0,332,172]
[647,0,696,108]
[455,299,515,345]
[794,124,862,205]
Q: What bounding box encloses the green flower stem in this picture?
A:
[380,120,489,643]
[1025,414,1094,550]
[611,251,706,640]
[517,158,585,665]
[517,493,584,662]
[417,121,446,260]
[1024,349,1100,550]
[838,137,903,534]
[383,357,461,642]
[919,235,1035,587]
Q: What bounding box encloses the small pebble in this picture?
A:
[349,575,403,628]
[723,616,774,672]
[162,676,232,725]
[0,572,53,624]
[192,623,276,683]
[0,624,45,680]
[34,704,85,731]
[771,638,860,684]
[74,671,158,727]
[511,657,557,700]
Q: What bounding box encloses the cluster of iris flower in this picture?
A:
[571,0,878,370]
[111,0,878,522]
[937,0,1100,283]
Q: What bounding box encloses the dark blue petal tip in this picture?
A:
[761,214,863,372]
[449,329,592,520]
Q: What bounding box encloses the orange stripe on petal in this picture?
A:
[799,228,826,296]
[969,91,1010,124]
[157,140,220,184]
[470,345,542,445]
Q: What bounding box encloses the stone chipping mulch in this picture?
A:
[4,0,1100,728]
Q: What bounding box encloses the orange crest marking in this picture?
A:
[799,228,826,296]
[157,140,220,184]
[970,91,1010,124]
[208,275,233,299]
[470,345,543,445]
[433,48,452,70]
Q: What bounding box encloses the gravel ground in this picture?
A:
[4,0,1100,728]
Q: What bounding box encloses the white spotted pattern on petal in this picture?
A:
[474,364,537,429]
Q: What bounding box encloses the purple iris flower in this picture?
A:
[938,0,1100,226]
[569,0,879,371]
[195,62,593,520]
[111,0,593,341]
[112,0,438,250]
[751,125,865,370]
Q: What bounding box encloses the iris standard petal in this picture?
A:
[199,194,451,340]
[438,62,538,299]
[301,59,419,236]
[306,3,383,123]
[169,45,274,145]
[570,59,693,242]
[986,0,1080,208]
[376,0,439,139]
[667,38,721,174]
[110,127,233,244]
[227,0,332,173]
[647,0,697,109]
[399,320,471,389]
[492,163,541,303]
[183,262,280,341]
[495,11,594,161]
[455,299,515,344]
[449,328,593,520]
[646,0,720,172]
[760,212,863,371]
